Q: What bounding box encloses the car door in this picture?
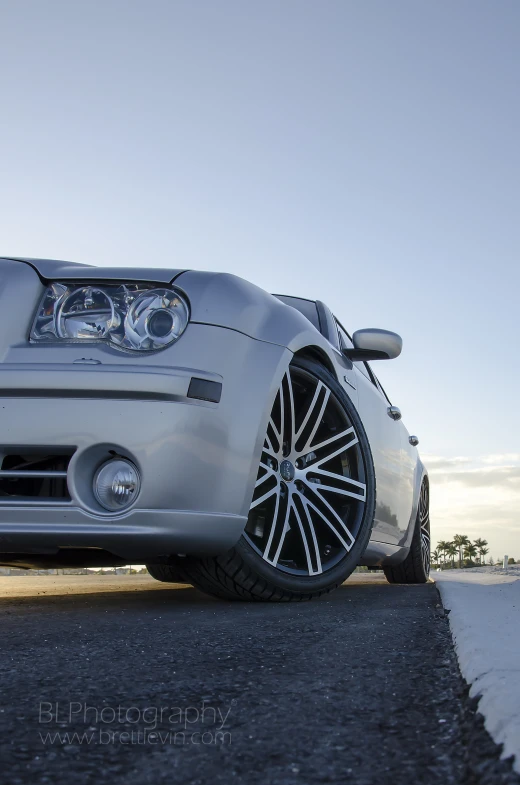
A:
[368,370,415,544]
[336,321,406,545]
[389,393,418,546]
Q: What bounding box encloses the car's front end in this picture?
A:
[0,258,290,569]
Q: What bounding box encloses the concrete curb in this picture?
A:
[435,570,520,773]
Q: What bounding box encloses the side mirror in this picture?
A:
[343,328,402,361]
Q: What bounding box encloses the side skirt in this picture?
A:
[359,540,409,567]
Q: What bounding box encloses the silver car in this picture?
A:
[0,257,430,600]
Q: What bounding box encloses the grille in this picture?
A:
[0,451,75,504]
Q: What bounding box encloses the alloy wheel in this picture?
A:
[244,365,368,576]
[419,480,430,576]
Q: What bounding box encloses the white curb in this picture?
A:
[435,568,520,773]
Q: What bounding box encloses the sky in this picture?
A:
[0,0,518,558]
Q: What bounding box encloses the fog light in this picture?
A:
[94,459,140,511]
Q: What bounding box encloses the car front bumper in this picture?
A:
[0,323,290,567]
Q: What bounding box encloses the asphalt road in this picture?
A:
[0,574,518,785]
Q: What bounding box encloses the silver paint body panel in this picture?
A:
[0,257,426,567]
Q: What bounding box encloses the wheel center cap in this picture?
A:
[280,460,295,482]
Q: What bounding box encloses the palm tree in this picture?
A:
[474,538,489,564]
[464,542,478,564]
[453,534,470,568]
[480,547,489,564]
[432,550,440,567]
[437,540,451,565]
[446,543,458,568]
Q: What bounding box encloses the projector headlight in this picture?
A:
[125,289,189,350]
[30,282,189,351]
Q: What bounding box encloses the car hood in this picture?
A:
[1,257,186,284]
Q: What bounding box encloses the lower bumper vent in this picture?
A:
[0,451,75,504]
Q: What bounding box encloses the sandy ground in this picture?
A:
[0,570,387,598]
[0,573,183,597]
[436,568,520,773]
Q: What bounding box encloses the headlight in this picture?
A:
[30,282,189,351]
[57,286,120,340]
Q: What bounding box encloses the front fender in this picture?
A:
[176,270,338,356]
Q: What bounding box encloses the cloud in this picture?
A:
[434,466,520,489]
[427,453,520,557]
[436,504,518,525]
[424,453,520,489]
[480,453,520,465]
[422,455,470,470]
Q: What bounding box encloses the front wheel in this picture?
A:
[148,357,376,601]
[384,478,430,584]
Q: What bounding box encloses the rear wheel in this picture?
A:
[147,357,376,601]
[384,478,430,584]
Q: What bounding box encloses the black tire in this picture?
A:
[147,357,376,601]
[384,478,430,584]
[146,564,189,584]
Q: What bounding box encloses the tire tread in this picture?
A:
[148,548,346,601]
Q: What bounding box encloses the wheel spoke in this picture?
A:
[262,487,283,562]
[308,426,356,455]
[294,382,325,442]
[307,467,366,500]
[264,433,276,457]
[262,447,279,464]
[285,371,296,455]
[268,418,282,454]
[278,381,285,454]
[421,531,430,574]
[419,506,429,524]
[419,481,430,575]
[311,433,359,468]
[250,483,279,510]
[255,465,277,489]
[302,389,330,453]
[301,493,355,551]
[298,498,323,575]
[307,480,366,502]
[267,492,293,566]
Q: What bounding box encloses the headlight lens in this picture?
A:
[31,283,189,351]
[57,286,120,340]
[125,289,189,350]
